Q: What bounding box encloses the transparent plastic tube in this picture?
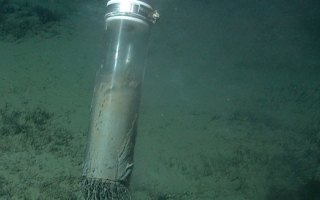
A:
[82,23,149,199]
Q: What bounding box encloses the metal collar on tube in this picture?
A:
[105,0,159,33]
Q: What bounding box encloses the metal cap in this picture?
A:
[105,0,159,33]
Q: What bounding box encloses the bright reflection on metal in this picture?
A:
[119,1,132,12]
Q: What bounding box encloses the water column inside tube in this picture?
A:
[102,24,148,92]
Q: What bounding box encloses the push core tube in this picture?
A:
[82,0,159,199]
